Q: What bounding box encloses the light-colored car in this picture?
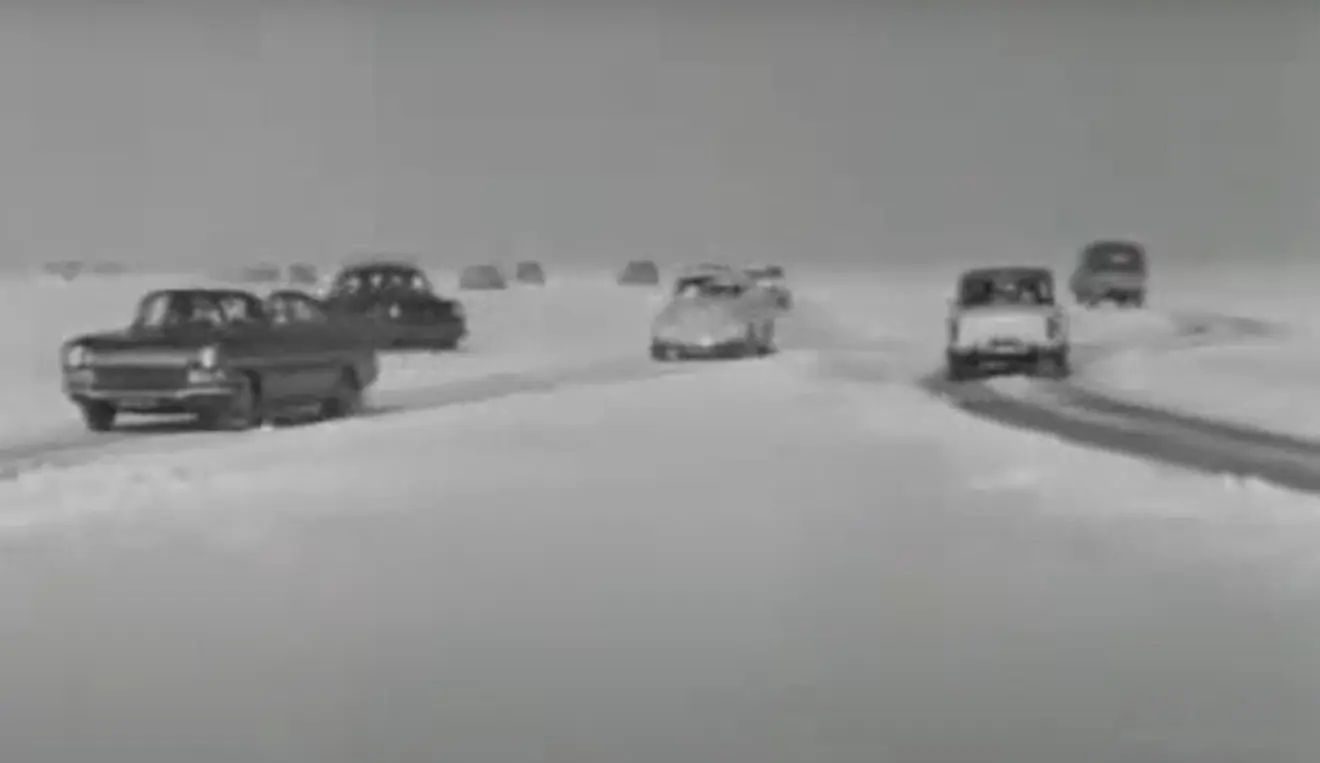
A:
[650,272,778,360]
[743,264,792,309]
[945,267,1070,380]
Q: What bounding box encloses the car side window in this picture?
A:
[290,298,327,324]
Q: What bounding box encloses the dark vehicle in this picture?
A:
[287,263,318,286]
[322,261,467,350]
[458,264,508,290]
[514,261,546,285]
[1069,240,1149,307]
[617,260,660,286]
[60,288,379,432]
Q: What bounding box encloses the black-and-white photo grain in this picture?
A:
[2,2,1320,761]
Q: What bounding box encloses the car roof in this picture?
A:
[960,266,1053,282]
[337,261,425,276]
[144,287,261,300]
[1082,239,1145,253]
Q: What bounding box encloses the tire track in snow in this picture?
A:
[0,296,841,479]
[0,355,709,480]
[918,312,1320,493]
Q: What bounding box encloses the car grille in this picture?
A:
[92,367,186,391]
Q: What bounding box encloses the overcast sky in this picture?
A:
[0,2,1312,268]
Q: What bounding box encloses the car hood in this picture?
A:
[71,326,219,351]
[653,299,741,335]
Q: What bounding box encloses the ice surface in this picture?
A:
[2,270,1320,762]
[1075,263,1320,440]
[0,269,667,447]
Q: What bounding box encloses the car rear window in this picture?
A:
[1085,246,1146,272]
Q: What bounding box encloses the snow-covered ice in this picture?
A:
[1074,263,1320,440]
[0,269,1319,761]
[0,268,667,448]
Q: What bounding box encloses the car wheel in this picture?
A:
[199,374,261,431]
[322,368,363,420]
[741,325,762,358]
[78,401,117,432]
[946,355,973,382]
[1033,352,1070,379]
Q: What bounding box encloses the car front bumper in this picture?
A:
[64,367,243,413]
[948,344,1066,368]
[651,337,748,359]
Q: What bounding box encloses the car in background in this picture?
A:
[743,264,792,309]
[650,271,779,360]
[945,266,1070,381]
[60,288,378,432]
[322,261,467,350]
[617,259,661,286]
[1069,239,1149,308]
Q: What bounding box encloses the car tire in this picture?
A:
[757,321,776,355]
[322,368,363,420]
[1033,351,1070,380]
[199,374,261,431]
[79,401,117,432]
[946,354,974,382]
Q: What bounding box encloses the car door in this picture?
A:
[285,295,346,395]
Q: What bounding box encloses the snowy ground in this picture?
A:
[0,268,667,447]
[1071,262,1320,441]
[1,266,1320,761]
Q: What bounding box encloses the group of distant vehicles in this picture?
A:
[55,257,799,433]
[945,239,1149,381]
[53,237,1146,433]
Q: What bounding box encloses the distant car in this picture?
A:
[322,261,467,350]
[945,267,1070,380]
[650,272,779,360]
[458,264,508,290]
[60,288,379,432]
[743,264,792,309]
[514,261,546,285]
[1070,240,1148,307]
[287,263,319,286]
[617,259,660,286]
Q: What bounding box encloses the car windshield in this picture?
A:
[676,277,744,299]
[335,268,431,295]
[1084,246,1146,272]
[135,292,263,329]
[959,274,1054,307]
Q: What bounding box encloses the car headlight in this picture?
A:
[62,343,90,368]
[388,303,402,319]
[197,345,220,370]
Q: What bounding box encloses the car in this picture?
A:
[514,261,546,285]
[617,259,660,286]
[60,288,379,432]
[650,271,779,360]
[321,261,467,350]
[458,264,508,290]
[1070,239,1149,307]
[743,264,792,309]
[945,266,1070,381]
